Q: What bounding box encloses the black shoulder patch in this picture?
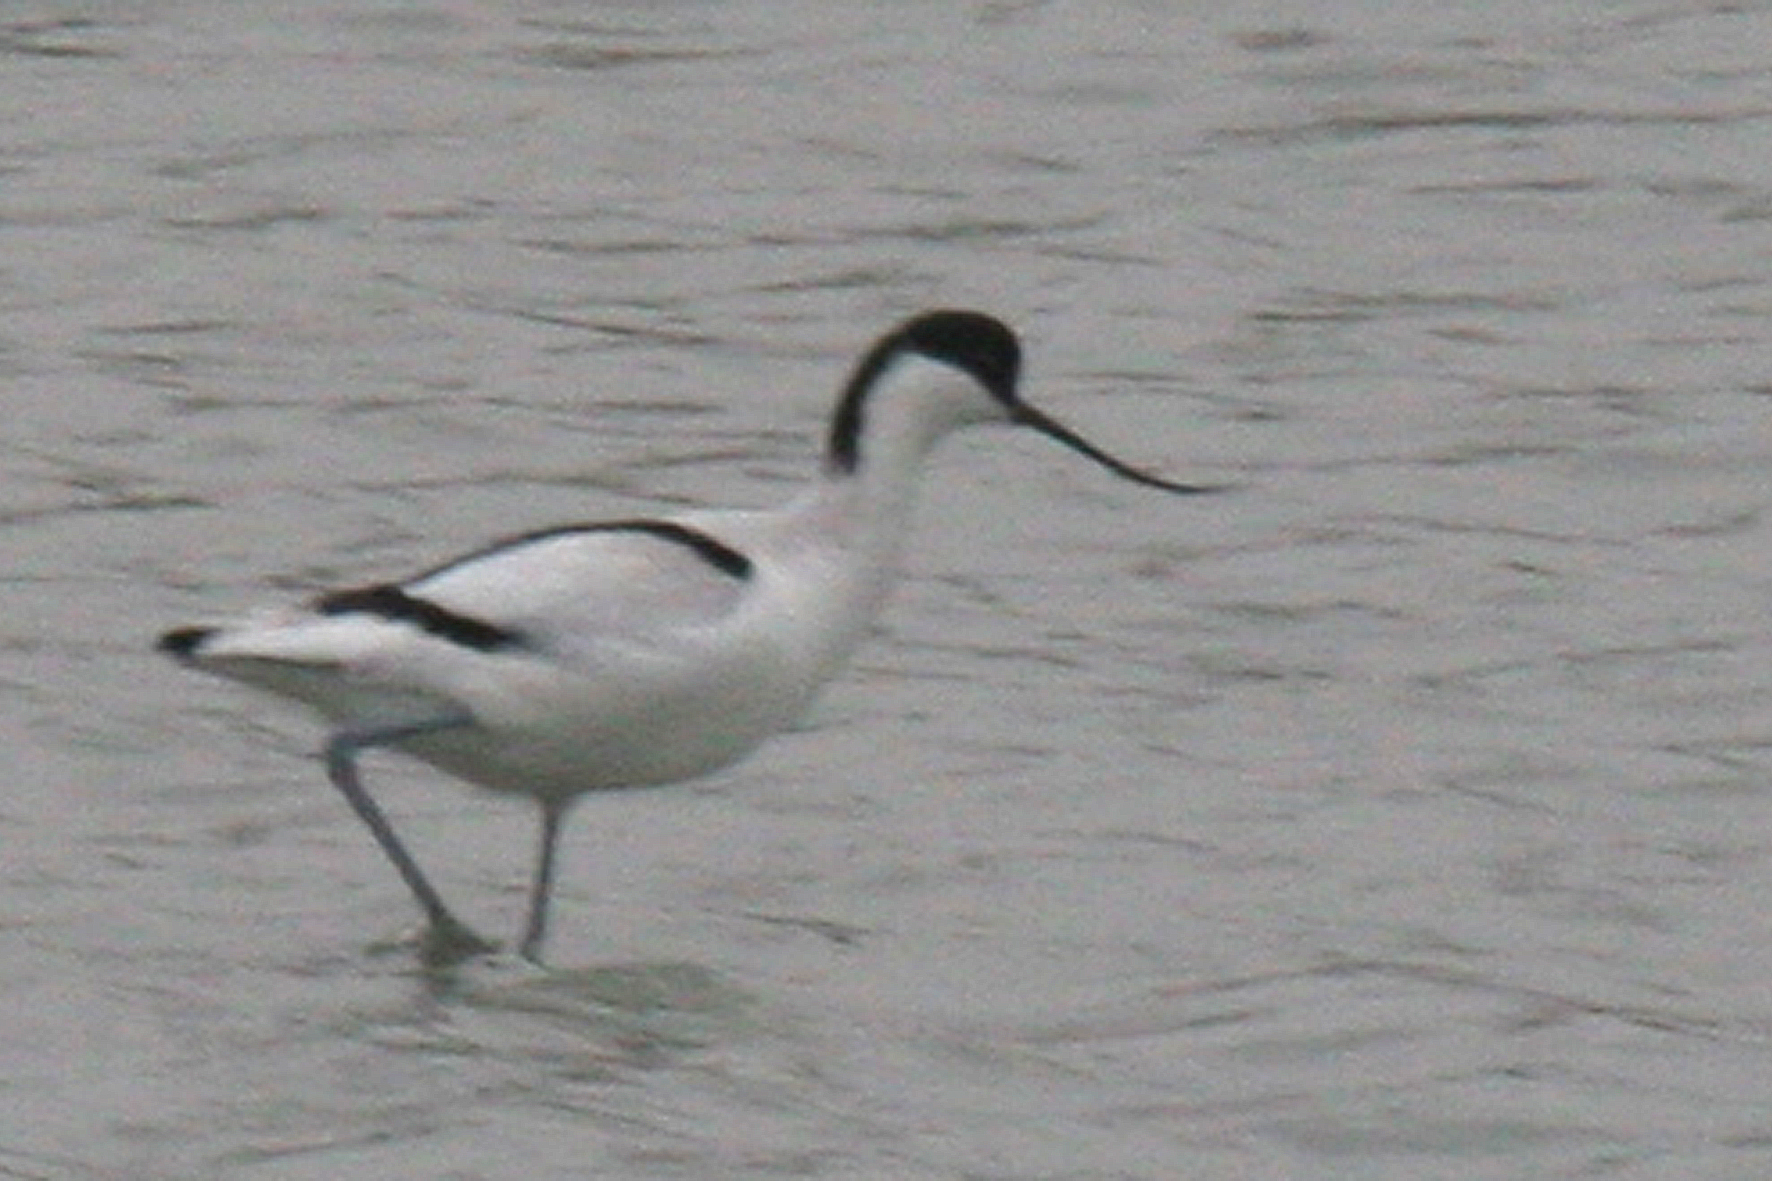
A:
[314,584,521,652]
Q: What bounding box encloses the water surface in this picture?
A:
[7,2,1772,1177]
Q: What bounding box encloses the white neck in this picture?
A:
[762,356,994,680]
[815,353,991,562]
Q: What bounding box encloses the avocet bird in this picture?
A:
[159,310,1212,963]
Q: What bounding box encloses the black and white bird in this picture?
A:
[158,310,1212,963]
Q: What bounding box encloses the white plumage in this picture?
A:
[160,310,1212,963]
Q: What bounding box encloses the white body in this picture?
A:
[164,310,1203,959]
[185,354,964,803]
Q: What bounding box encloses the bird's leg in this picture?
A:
[520,798,570,964]
[324,717,498,962]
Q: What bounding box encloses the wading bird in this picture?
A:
[159,310,1213,963]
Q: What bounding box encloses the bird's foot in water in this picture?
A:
[368,914,501,967]
[420,914,501,966]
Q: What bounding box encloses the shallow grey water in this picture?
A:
[8,2,1772,1177]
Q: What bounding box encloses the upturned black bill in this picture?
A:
[1014,403,1218,495]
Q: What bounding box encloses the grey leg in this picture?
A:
[325,717,497,962]
[519,799,570,964]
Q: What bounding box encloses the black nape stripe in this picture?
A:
[315,584,521,652]
[829,345,890,474]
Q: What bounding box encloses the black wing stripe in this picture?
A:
[415,518,754,583]
[605,520,754,579]
[311,521,750,652]
[314,584,521,652]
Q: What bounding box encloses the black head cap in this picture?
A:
[828,310,1022,472]
[893,310,1021,402]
